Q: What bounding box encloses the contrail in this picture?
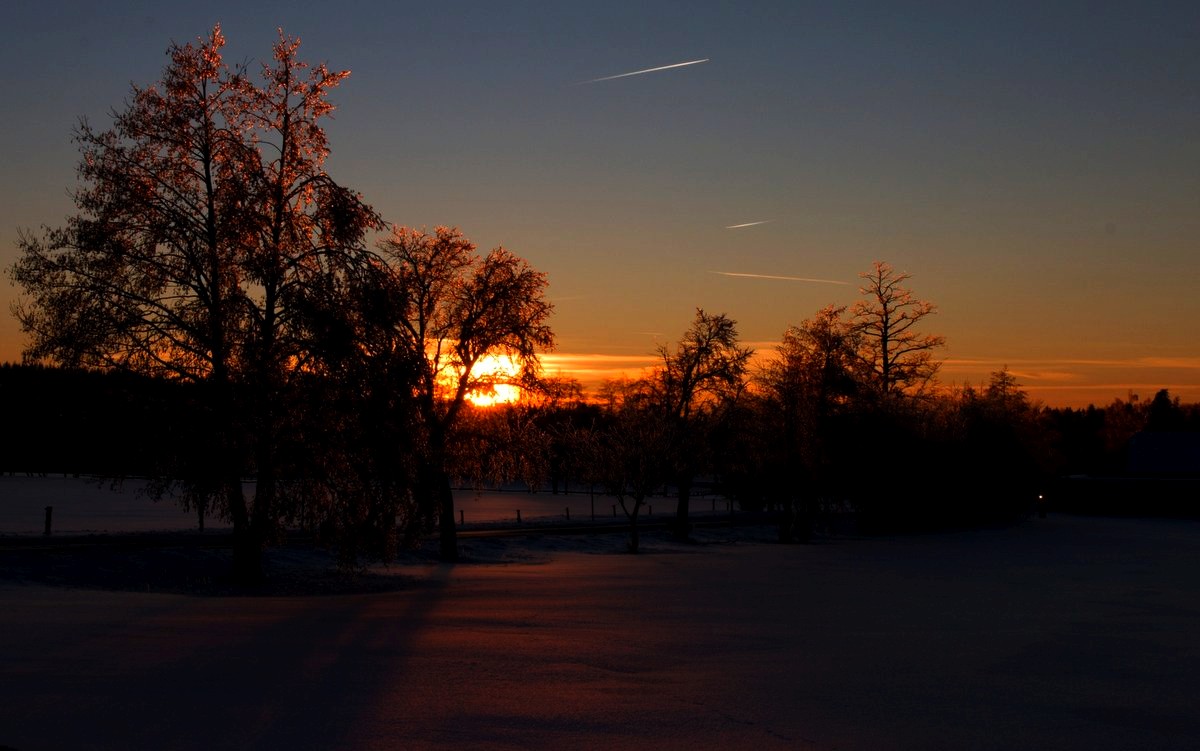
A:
[711,271,850,285]
[725,220,772,229]
[579,58,709,84]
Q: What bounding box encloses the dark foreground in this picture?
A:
[1,515,1198,750]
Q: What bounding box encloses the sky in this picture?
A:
[1,1,1197,407]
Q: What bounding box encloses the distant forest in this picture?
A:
[4,359,1198,518]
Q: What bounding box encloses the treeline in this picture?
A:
[6,314,1197,549]
[0,363,191,476]
[447,299,1200,545]
[7,26,1197,582]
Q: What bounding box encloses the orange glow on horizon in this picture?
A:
[540,349,1200,409]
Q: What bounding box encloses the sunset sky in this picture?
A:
[2,1,1197,407]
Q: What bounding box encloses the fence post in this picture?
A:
[565,507,570,521]
[459,509,464,526]
[517,509,522,524]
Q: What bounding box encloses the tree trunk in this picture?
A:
[251,467,276,550]
[238,395,279,587]
[421,420,459,562]
[438,469,458,561]
[227,478,266,586]
[232,529,265,586]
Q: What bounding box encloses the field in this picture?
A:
[2,506,1199,750]
[0,475,712,536]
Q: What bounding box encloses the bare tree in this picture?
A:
[769,305,861,418]
[8,27,381,583]
[586,379,672,553]
[655,309,752,539]
[473,377,588,494]
[757,305,860,540]
[851,261,945,399]
[371,225,554,561]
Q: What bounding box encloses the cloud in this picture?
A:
[539,352,659,383]
[1135,357,1200,369]
[541,351,1200,407]
[943,356,1200,372]
[578,59,709,84]
[541,353,659,368]
[725,220,772,229]
[710,271,849,285]
[939,356,1200,406]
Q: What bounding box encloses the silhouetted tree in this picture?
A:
[587,378,672,552]
[9,27,381,583]
[982,367,1029,412]
[447,399,552,495]
[756,305,861,540]
[948,369,1048,521]
[483,377,588,494]
[1043,403,1111,476]
[282,286,426,567]
[371,225,554,561]
[1100,396,1146,465]
[851,262,945,399]
[1146,389,1185,432]
[654,309,752,540]
[527,377,591,494]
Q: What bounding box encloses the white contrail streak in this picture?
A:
[725,220,772,229]
[711,271,850,285]
[579,58,709,84]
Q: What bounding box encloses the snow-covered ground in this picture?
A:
[0,475,207,535]
[2,514,1199,749]
[0,475,721,535]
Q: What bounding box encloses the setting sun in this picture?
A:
[464,354,522,407]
